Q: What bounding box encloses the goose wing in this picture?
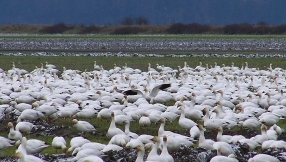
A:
[149,83,171,97]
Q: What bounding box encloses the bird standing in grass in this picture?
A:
[72,119,96,135]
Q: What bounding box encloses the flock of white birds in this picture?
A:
[0,60,285,162]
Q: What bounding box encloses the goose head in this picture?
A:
[215,126,223,132]
[198,124,205,131]
[158,117,166,123]
[72,119,78,125]
[151,136,160,143]
[7,122,14,129]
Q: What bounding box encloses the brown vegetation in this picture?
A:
[1,23,286,35]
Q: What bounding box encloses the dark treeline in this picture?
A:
[2,22,286,35]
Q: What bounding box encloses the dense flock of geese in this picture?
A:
[0,60,286,162]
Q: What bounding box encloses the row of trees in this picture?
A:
[38,22,286,35]
[120,16,149,25]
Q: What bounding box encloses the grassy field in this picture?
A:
[0,55,285,72]
[1,54,286,159]
[1,34,286,39]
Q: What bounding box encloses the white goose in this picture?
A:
[177,103,197,130]
[72,142,105,156]
[133,144,158,162]
[198,125,215,150]
[67,136,91,153]
[107,112,124,138]
[71,148,102,162]
[210,154,239,162]
[16,109,45,123]
[16,137,49,154]
[52,136,67,154]
[77,155,104,162]
[216,126,232,143]
[7,122,22,141]
[123,83,171,102]
[202,107,226,130]
[10,101,32,112]
[72,119,96,134]
[250,124,269,144]
[122,120,138,138]
[14,151,45,162]
[159,136,174,162]
[146,136,162,161]
[213,141,235,156]
[190,125,200,139]
[15,121,35,134]
[247,154,279,162]
[0,136,14,150]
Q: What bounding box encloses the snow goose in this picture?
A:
[238,117,261,130]
[7,122,22,141]
[16,137,49,154]
[250,124,269,144]
[93,61,101,71]
[238,138,260,150]
[67,137,91,153]
[122,120,138,138]
[229,135,246,144]
[14,151,45,162]
[123,83,171,102]
[202,107,226,130]
[177,103,197,130]
[160,111,179,122]
[139,114,151,126]
[73,108,98,119]
[102,143,123,153]
[216,126,232,143]
[125,138,143,149]
[52,136,67,154]
[258,112,281,126]
[210,154,239,162]
[184,103,204,121]
[16,109,45,123]
[269,124,283,136]
[216,90,235,109]
[72,119,96,134]
[269,140,286,149]
[266,127,278,140]
[15,121,35,134]
[190,125,200,139]
[71,148,102,162]
[10,101,32,112]
[15,95,36,104]
[213,141,235,156]
[113,111,132,125]
[261,140,276,150]
[106,112,124,138]
[0,136,14,150]
[198,125,215,150]
[146,136,162,161]
[132,144,157,162]
[77,155,104,162]
[32,102,59,121]
[137,134,154,144]
[108,133,130,147]
[159,136,174,162]
[145,109,163,124]
[97,108,112,119]
[247,154,279,162]
[72,142,105,156]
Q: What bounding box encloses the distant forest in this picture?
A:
[1,22,286,35]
